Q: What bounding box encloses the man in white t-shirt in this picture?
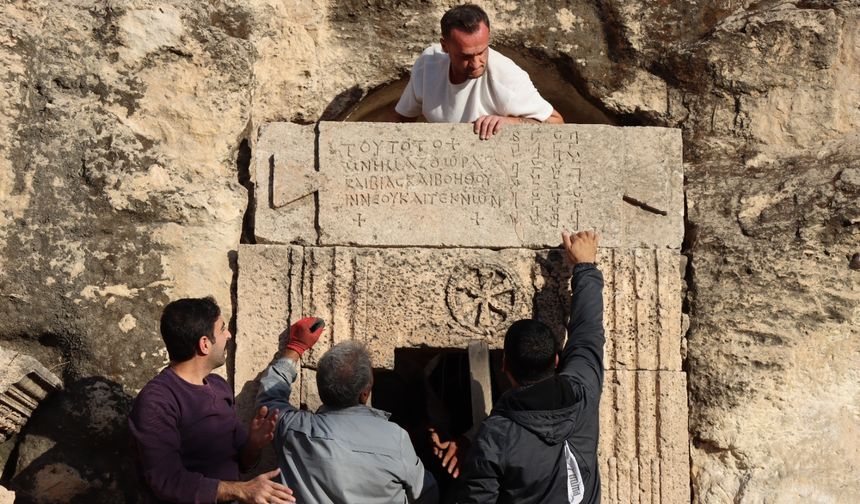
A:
[393,4,563,140]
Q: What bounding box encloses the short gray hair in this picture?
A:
[317,341,373,408]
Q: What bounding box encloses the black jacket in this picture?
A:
[454,263,605,504]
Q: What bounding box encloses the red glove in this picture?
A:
[286,317,325,356]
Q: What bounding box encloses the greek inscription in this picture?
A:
[530,206,541,226]
[346,192,411,207]
[332,131,594,231]
[412,192,502,208]
[341,143,356,158]
[340,139,438,158]
[510,162,520,185]
[552,142,581,162]
[570,209,581,229]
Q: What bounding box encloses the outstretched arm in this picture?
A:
[256,317,325,416]
[558,230,605,394]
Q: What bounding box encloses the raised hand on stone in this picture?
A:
[473,115,532,140]
[561,229,599,265]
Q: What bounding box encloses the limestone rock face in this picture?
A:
[684,136,860,503]
[9,378,139,502]
[0,0,249,391]
[660,6,860,502]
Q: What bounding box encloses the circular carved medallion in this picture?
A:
[446,262,519,335]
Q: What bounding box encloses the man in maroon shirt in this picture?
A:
[129,297,295,503]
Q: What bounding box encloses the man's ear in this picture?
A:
[440,37,449,53]
[197,335,211,356]
[554,354,559,369]
[501,354,519,388]
[359,386,372,405]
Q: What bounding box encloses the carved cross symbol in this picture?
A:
[473,212,482,226]
[448,267,516,331]
[354,213,365,227]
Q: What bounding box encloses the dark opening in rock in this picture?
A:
[372,346,511,495]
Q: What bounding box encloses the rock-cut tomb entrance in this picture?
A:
[236,121,688,504]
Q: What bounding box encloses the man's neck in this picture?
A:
[169,359,213,385]
[449,65,466,85]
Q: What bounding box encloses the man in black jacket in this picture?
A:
[453,230,604,504]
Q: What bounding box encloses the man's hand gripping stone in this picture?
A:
[473,115,538,140]
[284,316,325,361]
[561,229,599,265]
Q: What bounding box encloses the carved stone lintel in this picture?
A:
[0,347,63,443]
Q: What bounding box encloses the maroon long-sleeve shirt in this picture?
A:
[128,367,248,503]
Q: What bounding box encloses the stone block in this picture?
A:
[254,123,318,245]
[235,244,304,415]
[258,122,683,249]
[237,245,682,373]
[0,485,13,504]
[599,371,689,504]
[237,255,689,502]
[604,248,683,372]
[0,347,62,443]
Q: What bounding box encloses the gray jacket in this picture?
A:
[257,358,438,504]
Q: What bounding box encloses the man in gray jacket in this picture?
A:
[257,317,438,504]
[453,230,604,504]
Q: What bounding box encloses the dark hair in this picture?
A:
[159,297,220,363]
[503,319,558,384]
[441,4,490,39]
[317,341,373,408]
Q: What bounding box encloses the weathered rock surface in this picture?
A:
[658,5,860,502]
[0,0,249,392]
[1,0,858,501]
[684,135,860,503]
[9,377,139,503]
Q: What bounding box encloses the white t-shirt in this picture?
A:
[395,44,554,123]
